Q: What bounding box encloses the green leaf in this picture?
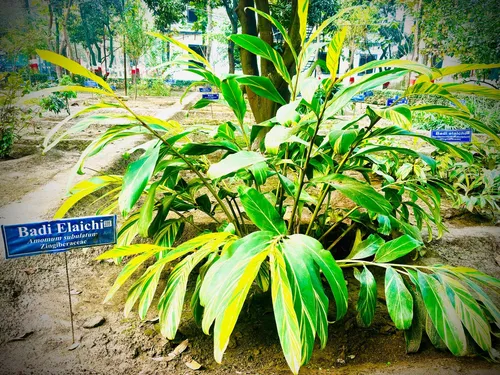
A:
[354,266,377,327]
[439,274,491,351]
[221,78,246,125]
[316,174,393,215]
[371,105,412,129]
[347,234,384,260]
[405,82,469,112]
[55,175,121,219]
[234,75,286,105]
[158,233,235,339]
[341,59,433,81]
[270,245,302,374]
[103,247,161,303]
[179,141,239,155]
[96,244,165,260]
[429,63,500,81]
[298,0,310,44]
[326,27,347,78]
[118,142,161,216]
[417,271,467,355]
[36,49,113,93]
[238,186,286,235]
[249,161,269,187]
[404,281,425,353]
[301,237,348,320]
[246,7,298,64]
[230,34,291,84]
[192,98,213,109]
[385,267,413,329]
[138,182,159,237]
[282,235,330,359]
[374,235,422,263]
[153,219,183,247]
[328,129,358,154]
[199,232,273,358]
[149,32,211,68]
[207,151,266,179]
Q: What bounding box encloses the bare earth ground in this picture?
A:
[0,94,499,375]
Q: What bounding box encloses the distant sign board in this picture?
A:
[430,129,472,143]
[199,87,212,93]
[386,97,408,106]
[202,93,219,100]
[2,215,117,259]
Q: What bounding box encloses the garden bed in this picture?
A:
[0,97,499,375]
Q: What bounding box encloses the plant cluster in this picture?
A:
[39,75,77,115]
[0,73,37,158]
[36,4,500,373]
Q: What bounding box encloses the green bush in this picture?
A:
[39,17,500,375]
[0,73,36,158]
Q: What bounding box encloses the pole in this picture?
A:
[64,252,75,344]
[123,36,128,96]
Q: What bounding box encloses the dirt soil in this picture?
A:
[0,95,499,375]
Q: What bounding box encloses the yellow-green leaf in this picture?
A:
[148,32,211,69]
[326,27,347,79]
[36,49,113,92]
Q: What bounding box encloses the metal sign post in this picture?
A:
[2,215,117,346]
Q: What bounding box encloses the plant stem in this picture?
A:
[232,197,247,235]
[172,209,204,232]
[326,222,356,252]
[226,197,243,235]
[116,98,241,236]
[318,206,359,243]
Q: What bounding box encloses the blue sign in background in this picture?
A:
[199,87,212,92]
[430,129,472,143]
[202,93,219,100]
[2,215,117,259]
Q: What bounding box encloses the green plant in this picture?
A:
[0,73,35,158]
[37,5,500,373]
[39,75,77,115]
[136,78,171,97]
[435,140,500,216]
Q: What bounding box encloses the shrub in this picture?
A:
[0,73,35,158]
[39,75,76,115]
[37,14,500,375]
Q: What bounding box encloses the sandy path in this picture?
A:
[0,92,198,253]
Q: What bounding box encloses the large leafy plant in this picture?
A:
[36,2,500,373]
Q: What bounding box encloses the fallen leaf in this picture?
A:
[164,339,189,362]
[21,267,38,275]
[68,342,80,351]
[70,289,82,295]
[184,359,202,370]
[172,339,189,356]
[151,356,165,361]
[9,331,34,342]
[146,317,159,323]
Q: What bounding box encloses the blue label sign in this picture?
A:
[2,215,117,259]
[199,87,212,92]
[386,97,408,106]
[202,93,219,100]
[430,129,472,143]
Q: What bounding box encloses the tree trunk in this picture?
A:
[206,2,213,62]
[223,0,238,74]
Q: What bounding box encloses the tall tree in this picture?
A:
[120,0,153,98]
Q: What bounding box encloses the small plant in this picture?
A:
[0,73,34,158]
[37,4,500,373]
[435,140,500,216]
[39,75,77,115]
